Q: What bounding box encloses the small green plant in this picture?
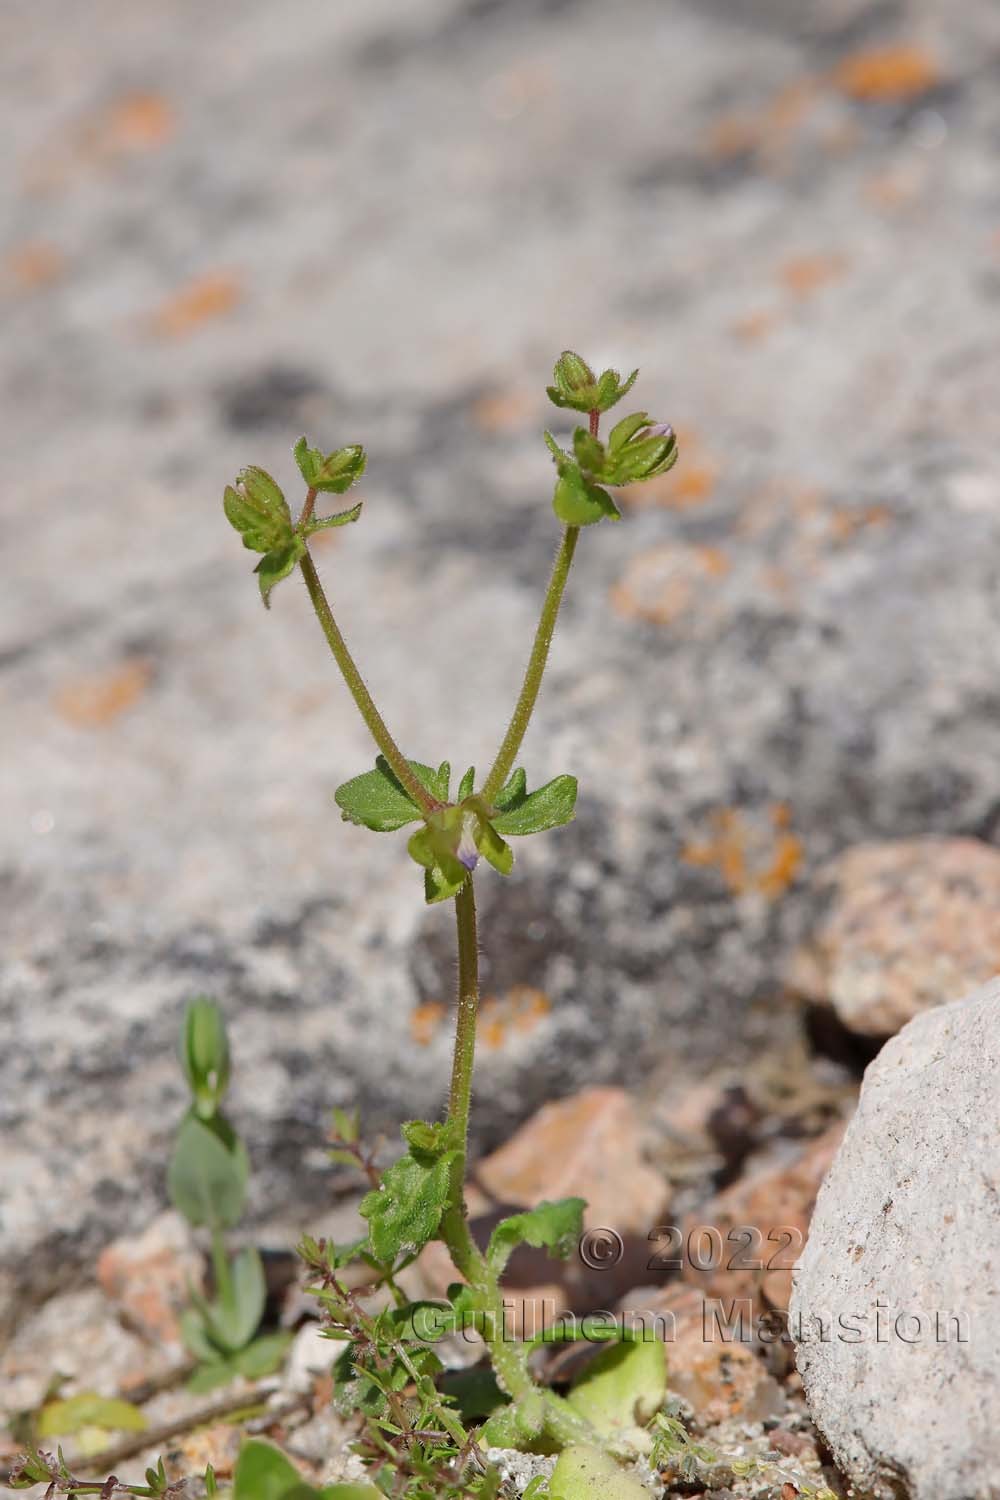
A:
[9,355,679,1500]
[221,353,677,1496]
[167,997,291,1391]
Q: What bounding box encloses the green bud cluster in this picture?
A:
[545,349,638,414]
[223,443,364,607]
[543,352,677,526]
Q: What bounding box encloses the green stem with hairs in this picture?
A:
[438,877,597,1450]
[481,406,598,805]
[481,525,579,804]
[298,543,439,816]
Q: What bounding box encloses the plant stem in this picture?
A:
[437,879,598,1451]
[440,877,487,1284]
[447,878,479,1152]
[481,525,580,804]
[298,547,440,814]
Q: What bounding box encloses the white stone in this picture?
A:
[791,978,1000,1500]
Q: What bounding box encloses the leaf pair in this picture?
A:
[334,758,578,905]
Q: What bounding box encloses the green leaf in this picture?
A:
[187,1359,238,1395]
[305,501,363,534]
[401,1118,460,1156]
[359,1145,458,1262]
[549,1445,652,1499]
[256,535,306,608]
[211,1245,266,1352]
[37,1393,147,1439]
[607,411,651,454]
[474,817,514,875]
[424,862,468,904]
[566,1339,666,1441]
[407,818,470,904]
[179,1306,219,1365]
[294,438,367,494]
[486,1197,585,1276]
[233,1440,327,1500]
[224,467,293,554]
[233,1331,293,1378]
[492,774,578,836]
[167,1112,248,1229]
[458,766,475,800]
[319,1488,385,1500]
[594,367,638,412]
[553,466,620,526]
[572,427,606,473]
[493,767,527,811]
[335,756,449,832]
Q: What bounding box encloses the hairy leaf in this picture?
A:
[255,534,306,608]
[359,1147,458,1262]
[491,774,578,836]
[335,757,450,832]
[223,467,293,554]
[553,465,620,526]
[486,1197,585,1276]
[294,438,367,494]
[305,501,363,533]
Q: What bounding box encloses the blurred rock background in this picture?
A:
[4,0,1000,1339]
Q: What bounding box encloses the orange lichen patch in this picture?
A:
[778,253,848,298]
[510,985,551,1031]
[150,272,241,338]
[828,503,891,544]
[471,387,535,433]
[410,1001,447,1047]
[55,659,151,728]
[864,168,921,212]
[683,805,803,901]
[731,309,777,343]
[706,80,819,163]
[706,116,759,161]
[5,242,65,292]
[833,44,940,102]
[481,1014,507,1050]
[104,92,175,151]
[610,542,730,627]
[478,987,551,1050]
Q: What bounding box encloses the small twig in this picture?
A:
[72,1385,275,1474]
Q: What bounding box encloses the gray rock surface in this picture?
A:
[792,979,1000,1500]
[5,0,1000,1329]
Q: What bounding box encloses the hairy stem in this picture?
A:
[481,525,579,804]
[437,880,599,1451]
[298,547,440,814]
[440,877,487,1284]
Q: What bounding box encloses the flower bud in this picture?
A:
[180,997,231,1118]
